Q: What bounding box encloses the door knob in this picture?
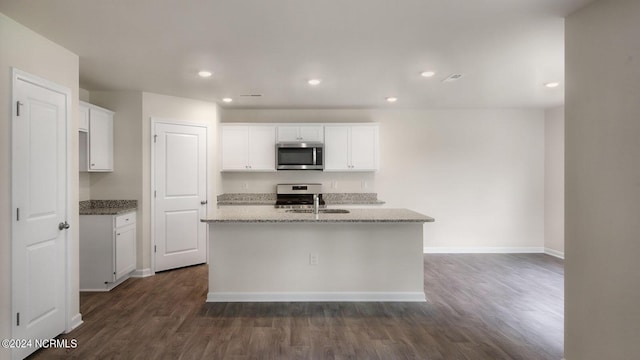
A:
[200,201,208,205]
[58,221,70,230]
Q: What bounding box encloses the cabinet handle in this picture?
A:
[116,233,121,236]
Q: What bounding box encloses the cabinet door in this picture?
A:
[276,126,299,142]
[350,125,378,171]
[114,223,136,280]
[324,126,350,171]
[79,104,89,132]
[299,126,324,142]
[88,108,113,171]
[221,126,249,170]
[248,126,276,170]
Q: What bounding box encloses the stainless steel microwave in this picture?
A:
[276,142,324,170]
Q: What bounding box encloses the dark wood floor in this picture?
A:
[29,254,564,360]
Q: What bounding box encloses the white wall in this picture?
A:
[77,91,220,273]
[86,91,144,265]
[544,106,565,257]
[565,0,640,359]
[89,91,143,199]
[141,92,220,271]
[222,108,546,251]
[0,12,80,358]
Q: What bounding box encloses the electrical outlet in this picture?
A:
[361,180,368,189]
[309,253,319,265]
[331,180,338,189]
[242,182,249,190]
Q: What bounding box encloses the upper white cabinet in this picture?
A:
[324,124,379,172]
[277,125,323,143]
[79,101,114,172]
[221,125,276,171]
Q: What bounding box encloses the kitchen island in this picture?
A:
[202,207,434,302]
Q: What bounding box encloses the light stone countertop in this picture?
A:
[201,207,434,223]
[79,200,137,215]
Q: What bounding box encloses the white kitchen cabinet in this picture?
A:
[79,101,114,172]
[324,124,379,171]
[276,125,323,142]
[221,125,276,171]
[80,211,137,291]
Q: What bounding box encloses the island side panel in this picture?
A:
[208,222,425,302]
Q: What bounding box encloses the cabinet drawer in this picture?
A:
[115,212,136,228]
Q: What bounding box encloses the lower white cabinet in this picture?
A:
[80,211,136,291]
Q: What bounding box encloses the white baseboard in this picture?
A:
[207,292,426,302]
[66,313,83,333]
[79,288,110,292]
[424,246,545,254]
[131,268,153,278]
[544,248,565,259]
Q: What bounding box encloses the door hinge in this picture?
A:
[153,134,157,143]
[17,312,20,326]
[16,101,23,116]
[16,208,20,221]
[154,190,157,198]
[154,245,157,253]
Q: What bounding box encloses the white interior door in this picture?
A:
[153,122,207,272]
[12,70,68,359]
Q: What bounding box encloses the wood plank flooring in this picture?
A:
[28,254,564,359]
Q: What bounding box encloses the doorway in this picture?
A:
[151,120,208,272]
[11,69,72,359]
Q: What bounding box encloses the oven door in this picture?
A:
[277,143,323,170]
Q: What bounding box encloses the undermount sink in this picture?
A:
[286,209,350,214]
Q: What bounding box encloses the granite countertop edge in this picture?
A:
[201,208,434,224]
[203,218,431,223]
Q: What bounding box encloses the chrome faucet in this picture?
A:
[313,194,319,214]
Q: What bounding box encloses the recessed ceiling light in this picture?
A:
[386,97,398,103]
[545,82,560,88]
[420,71,436,78]
[222,97,233,103]
[198,70,213,78]
[308,79,322,86]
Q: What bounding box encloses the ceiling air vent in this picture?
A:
[239,94,262,97]
[442,74,463,83]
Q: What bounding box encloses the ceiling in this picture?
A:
[0,0,594,109]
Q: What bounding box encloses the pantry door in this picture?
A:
[12,69,70,359]
[152,120,208,272]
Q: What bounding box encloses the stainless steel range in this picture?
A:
[275,183,325,209]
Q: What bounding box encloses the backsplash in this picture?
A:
[220,171,377,194]
[217,193,384,206]
[79,199,138,210]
